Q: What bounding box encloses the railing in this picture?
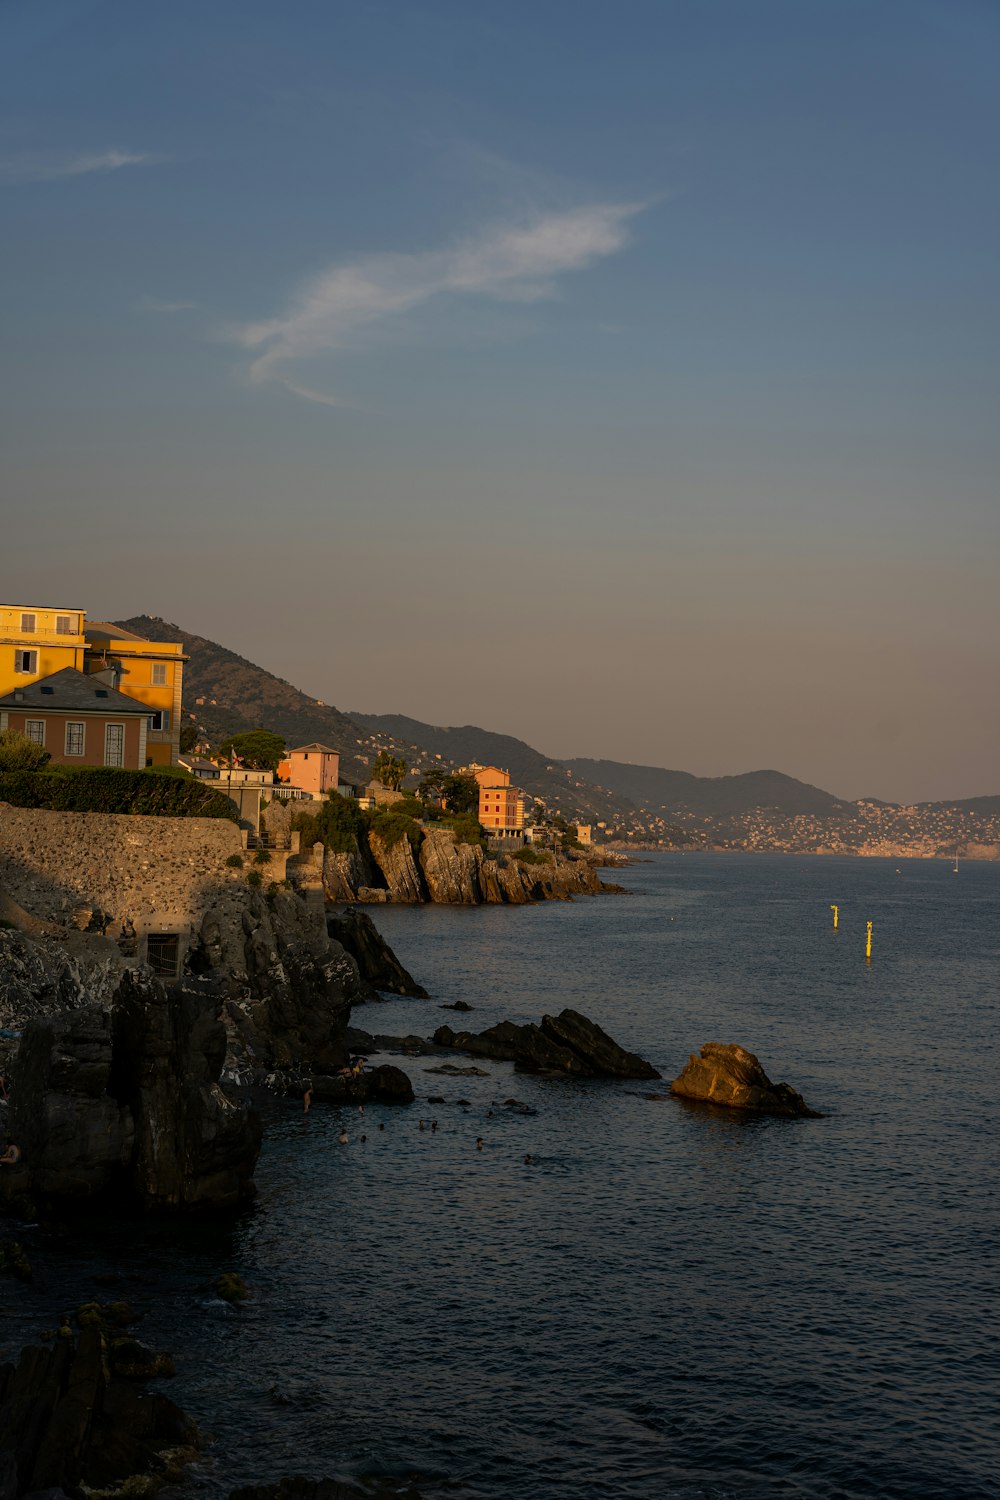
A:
[247,833,293,850]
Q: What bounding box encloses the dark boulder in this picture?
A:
[326,910,428,998]
[669,1043,819,1117]
[540,1009,661,1079]
[0,1326,199,1499]
[432,1008,661,1080]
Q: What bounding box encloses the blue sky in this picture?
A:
[3,0,998,800]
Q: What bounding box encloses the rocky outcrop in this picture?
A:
[326,909,428,998]
[8,1007,134,1199]
[315,823,612,906]
[669,1043,819,1117]
[0,1324,200,1499]
[0,927,126,1036]
[9,973,262,1207]
[433,1008,661,1079]
[189,888,360,1073]
[111,972,262,1207]
[307,1064,415,1106]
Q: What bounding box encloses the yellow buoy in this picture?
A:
[865,920,873,963]
[830,904,839,930]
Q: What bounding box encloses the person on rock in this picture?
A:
[0,1138,22,1165]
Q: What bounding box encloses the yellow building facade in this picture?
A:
[0,604,86,695]
[1,605,187,766]
[83,623,186,766]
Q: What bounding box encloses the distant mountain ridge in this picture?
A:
[561,758,849,817]
[116,618,994,839]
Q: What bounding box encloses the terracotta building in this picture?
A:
[0,667,157,769]
[276,743,341,799]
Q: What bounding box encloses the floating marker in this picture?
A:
[865,920,873,963]
[830,904,839,930]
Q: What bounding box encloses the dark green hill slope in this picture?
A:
[116,617,404,785]
[561,758,849,817]
[349,713,638,825]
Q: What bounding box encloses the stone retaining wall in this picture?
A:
[0,805,254,973]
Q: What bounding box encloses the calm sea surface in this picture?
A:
[4,854,999,1499]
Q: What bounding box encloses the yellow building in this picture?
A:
[83,622,187,767]
[0,603,86,695]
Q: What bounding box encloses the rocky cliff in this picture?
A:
[8,971,262,1208]
[321,827,611,905]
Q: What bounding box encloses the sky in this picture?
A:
[2,0,998,803]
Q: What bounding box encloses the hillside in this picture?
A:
[116,617,405,786]
[561,759,850,817]
[348,713,638,826]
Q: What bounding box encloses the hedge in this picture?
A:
[0,767,239,820]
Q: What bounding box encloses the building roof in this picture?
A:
[85,621,152,642]
[289,742,339,754]
[0,668,154,715]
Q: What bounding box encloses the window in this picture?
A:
[148,710,170,732]
[104,723,125,767]
[65,721,85,756]
[14,650,38,674]
[20,613,36,632]
[25,720,45,746]
[151,663,167,685]
[55,615,73,635]
[146,933,180,978]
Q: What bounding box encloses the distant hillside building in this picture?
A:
[469,764,526,841]
[276,743,341,799]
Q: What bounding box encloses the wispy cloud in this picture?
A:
[235,202,643,403]
[0,148,161,184]
[138,298,196,314]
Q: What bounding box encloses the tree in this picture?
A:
[371,751,407,790]
[0,730,50,772]
[440,772,480,815]
[179,724,199,754]
[217,729,286,772]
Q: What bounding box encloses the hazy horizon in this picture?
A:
[4,1,998,806]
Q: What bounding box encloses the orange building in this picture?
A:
[276,743,341,798]
[470,763,526,837]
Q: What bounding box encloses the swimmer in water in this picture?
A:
[338,1128,349,1145]
[523,1154,534,1165]
[476,1137,484,1151]
[431,1119,438,1132]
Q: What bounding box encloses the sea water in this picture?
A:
[3,854,998,1499]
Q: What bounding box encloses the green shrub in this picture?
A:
[225,853,244,868]
[446,813,487,850]
[0,767,238,820]
[0,730,50,773]
[253,848,271,864]
[292,793,366,854]
[368,807,423,853]
[515,846,552,865]
[246,869,263,889]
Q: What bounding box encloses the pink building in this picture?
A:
[277,742,341,798]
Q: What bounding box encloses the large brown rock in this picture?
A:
[669,1043,819,1117]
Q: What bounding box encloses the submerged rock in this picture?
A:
[669,1043,820,1118]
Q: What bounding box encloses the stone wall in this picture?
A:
[0,805,245,935]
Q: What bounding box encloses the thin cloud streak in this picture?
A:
[1,149,160,184]
[236,202,644,398]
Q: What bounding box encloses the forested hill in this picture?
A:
[561,759,849,817]
[116,617,406,786]
[348,712,638,825]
